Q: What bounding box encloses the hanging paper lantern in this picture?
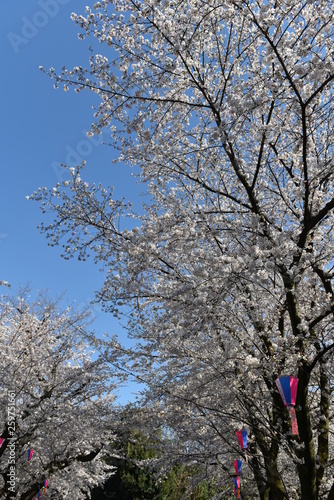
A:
[28,448,34,461]
[275,376,299,435]
[0,438,5,448]
[233,459,242,475]
[236,429,248,462]
[37,492,41,499]
[236,430,247,449]
[275,376,298,406]
[233,476,241,498]
[44,479,48,488]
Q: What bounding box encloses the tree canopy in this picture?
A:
[33,0,334,498]
[0,291,116,499]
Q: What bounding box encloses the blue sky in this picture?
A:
[2,1,142,403]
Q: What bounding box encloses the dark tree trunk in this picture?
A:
[295,366,317,500]
[328,482,334,500]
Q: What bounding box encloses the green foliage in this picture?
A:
[113,431,158,499]
[91,430,219,500]
[157,465,219,500]
[91,429,160,499]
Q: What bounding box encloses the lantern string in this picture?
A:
[289,407,298,436]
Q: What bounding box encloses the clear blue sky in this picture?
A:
[2,1,142,403]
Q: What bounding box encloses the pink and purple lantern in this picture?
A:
[233,459,242,475]
[236,429,248,462]
[236,430,247,450]
[233,476,241,498]
[28,448,34,461]
[275,376,299,435]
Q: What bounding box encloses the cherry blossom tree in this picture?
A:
[34,0,334,498]
[0,290,117,499]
